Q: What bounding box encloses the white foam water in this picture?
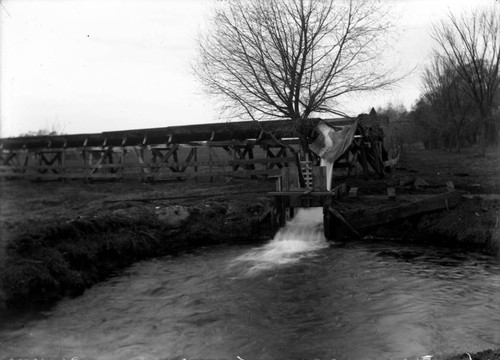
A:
[231,207,329,275]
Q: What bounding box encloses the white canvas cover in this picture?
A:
[309,119,358,190]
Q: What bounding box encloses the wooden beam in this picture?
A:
[179,148,196,173]
[344,191,463,229]
[328,207,361,239]
[130,147,150,174]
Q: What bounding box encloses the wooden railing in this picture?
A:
[0,144,297,182]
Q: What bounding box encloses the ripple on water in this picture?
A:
[0,208,499,360]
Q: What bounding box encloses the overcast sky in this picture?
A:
[0,0,495,137]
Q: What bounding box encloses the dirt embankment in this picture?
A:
[0,180,275,307]
[395,146,500,255]
[334,146,500,255]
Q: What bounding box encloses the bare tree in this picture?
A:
[431,5,500,155]
[195,0,395,152]
[422,57,475,152]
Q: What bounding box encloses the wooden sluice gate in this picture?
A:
[268,165,464,241]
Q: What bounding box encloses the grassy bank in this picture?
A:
[418,197,500,255]
[1,182,499,308]
[0,179,274,307]
[397,146,500,255]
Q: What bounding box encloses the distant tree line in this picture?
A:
[378,5,500,153]
[412,5,500,153]
[19,120,65,137]
[377,90,499,152]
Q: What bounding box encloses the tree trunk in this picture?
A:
[478,119,487,156]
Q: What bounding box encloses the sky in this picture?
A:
[0,0,495,137]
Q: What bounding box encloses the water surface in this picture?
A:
[1,209,499,360]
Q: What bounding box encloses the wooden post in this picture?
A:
[194,147,198,181]
[61,149,66,181]
[359,146,369,178]
[208,145,213,182]
[281,167,290,191]
[323,204,332,240]
[172,147,179,173]
[276,196,286,227]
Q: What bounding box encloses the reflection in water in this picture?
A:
[0,209,499,360]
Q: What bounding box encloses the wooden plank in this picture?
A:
[206,139,299,147]
[345,191,463,229]
[312,166,327,191]
[146,161,228,168]
[84,147,126,153]
[88,163,124,169]
[154,144,179,162]
[229,156,296,165]
[462,194,500,201]
[208,145,213,182]
[331,183,347,199]
[131,147,150,174]
[206,140,259,147]
[268,191,336,196]
[179,148,196,173]
[281,167,290,191]
[328,207,361,239]
[87,172,122,177]
[36,149,67,153]
[216,169,282,177]
[194,147,198,175]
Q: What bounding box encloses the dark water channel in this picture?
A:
[1,209,499,360]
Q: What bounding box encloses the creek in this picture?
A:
[1,208,499,360]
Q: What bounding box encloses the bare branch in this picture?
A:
[430,5,500,154]
[195,0,397,145]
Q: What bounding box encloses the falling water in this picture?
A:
[232,208,329,275]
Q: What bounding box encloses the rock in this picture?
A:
[155,205,190,229]
[113,207,145,219]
